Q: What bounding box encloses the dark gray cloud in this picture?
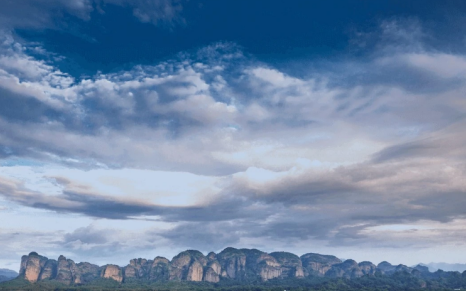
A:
[157,222,242,251]
[372,140,438,163]
[373,123,466,163]
[63,225,109,244]
[0,88,63,123]
[0,175,270,222]
[1,105,466,250]
[2,132,465,249]
[0,176,168,219]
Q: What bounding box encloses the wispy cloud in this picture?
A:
[0,17,466,266]
[0,0,185,30]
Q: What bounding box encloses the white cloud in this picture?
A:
[378,53,466,79]
[1,19,466,268]
[0,165,222,207]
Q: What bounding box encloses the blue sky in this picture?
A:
[0,0,466,270]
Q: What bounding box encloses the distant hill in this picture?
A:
[0,268,18,283]
[419,262,466,272]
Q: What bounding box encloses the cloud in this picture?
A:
[0,171,267,222]
[101,0,185,27]
[373,121,466,162]
[1,130,465,248]
[0,176,166,219]
[0,0,184,30]
[63,225,109,244]
[157,222,242,251]
[0,0,93,29]
[0,228,63,265]
[348,18,425,53]
[0,223,167,267]
[0,17,466,262]
[224,133,466,246]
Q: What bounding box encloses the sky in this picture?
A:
[0,0,466,270]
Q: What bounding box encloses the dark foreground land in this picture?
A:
[2,273,466,291]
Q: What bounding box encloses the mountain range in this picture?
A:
[5,247,466,288]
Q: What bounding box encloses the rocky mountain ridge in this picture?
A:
[15,248,447,285]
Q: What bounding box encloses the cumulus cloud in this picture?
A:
[0,17,466,265]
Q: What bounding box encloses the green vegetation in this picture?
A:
[2,271,466,291]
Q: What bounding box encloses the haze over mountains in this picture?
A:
[0,269,18,283]
[420,263,466,273]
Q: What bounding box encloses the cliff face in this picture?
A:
[16,248,425,285]
[217,247,247,280]
[326,259,364,279]
[149,257,170,281]
[19,253,101,285]
[101,265,123,283]
[359,261,377,276]
[203,253,221,283]
[300,253,342,277]
[269,252,304,279]
[242,249,282,281]
[39,259,57,280]
[76,262,101,283]
[19,252,48,282]
[124,258,152,279]
[56,256,73,284]
[169,250,206,281]
[54,255,101,285]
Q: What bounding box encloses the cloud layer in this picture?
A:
[0,17,466,267]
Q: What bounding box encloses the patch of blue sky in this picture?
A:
[14,1,465,78]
